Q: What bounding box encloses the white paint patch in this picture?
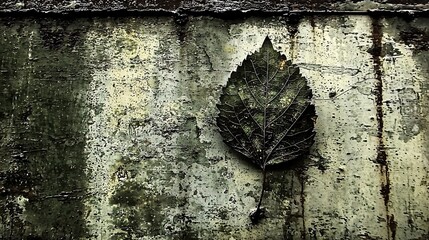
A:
[84,19,170,238]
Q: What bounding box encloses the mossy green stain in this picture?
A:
[0,18,90,238]
[110,181,174,239]
[110,181,145,207]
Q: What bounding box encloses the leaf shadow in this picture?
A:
[229,149,313,173]
[266,153,311,172]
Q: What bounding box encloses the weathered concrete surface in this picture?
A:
[1,15,429,239]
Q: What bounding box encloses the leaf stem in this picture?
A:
[256,167,267,210]
[251,167,267,224]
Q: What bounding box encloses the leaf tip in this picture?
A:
[262,36,274,49]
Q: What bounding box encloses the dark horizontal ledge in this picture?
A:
[0,8,429,19]
[0,0,429,17]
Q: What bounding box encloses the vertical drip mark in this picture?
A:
[287,14,302,60]
[174,13,189,43]
[370,16,396,240]
[298,170,306,240]
[389,214,397,240]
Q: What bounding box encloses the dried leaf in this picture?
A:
[216,37,316,223]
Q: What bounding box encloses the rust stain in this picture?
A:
[370,16,394,240]
[370,17,385,164]
[389,214,398,240]
[380,183,390,207]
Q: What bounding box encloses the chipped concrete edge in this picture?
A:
[0,1,429,16]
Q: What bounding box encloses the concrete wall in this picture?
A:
[0,15,428,239]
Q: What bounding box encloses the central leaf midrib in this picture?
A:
[262,49,270,167]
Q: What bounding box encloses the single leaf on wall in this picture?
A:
[216,36,316,223]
